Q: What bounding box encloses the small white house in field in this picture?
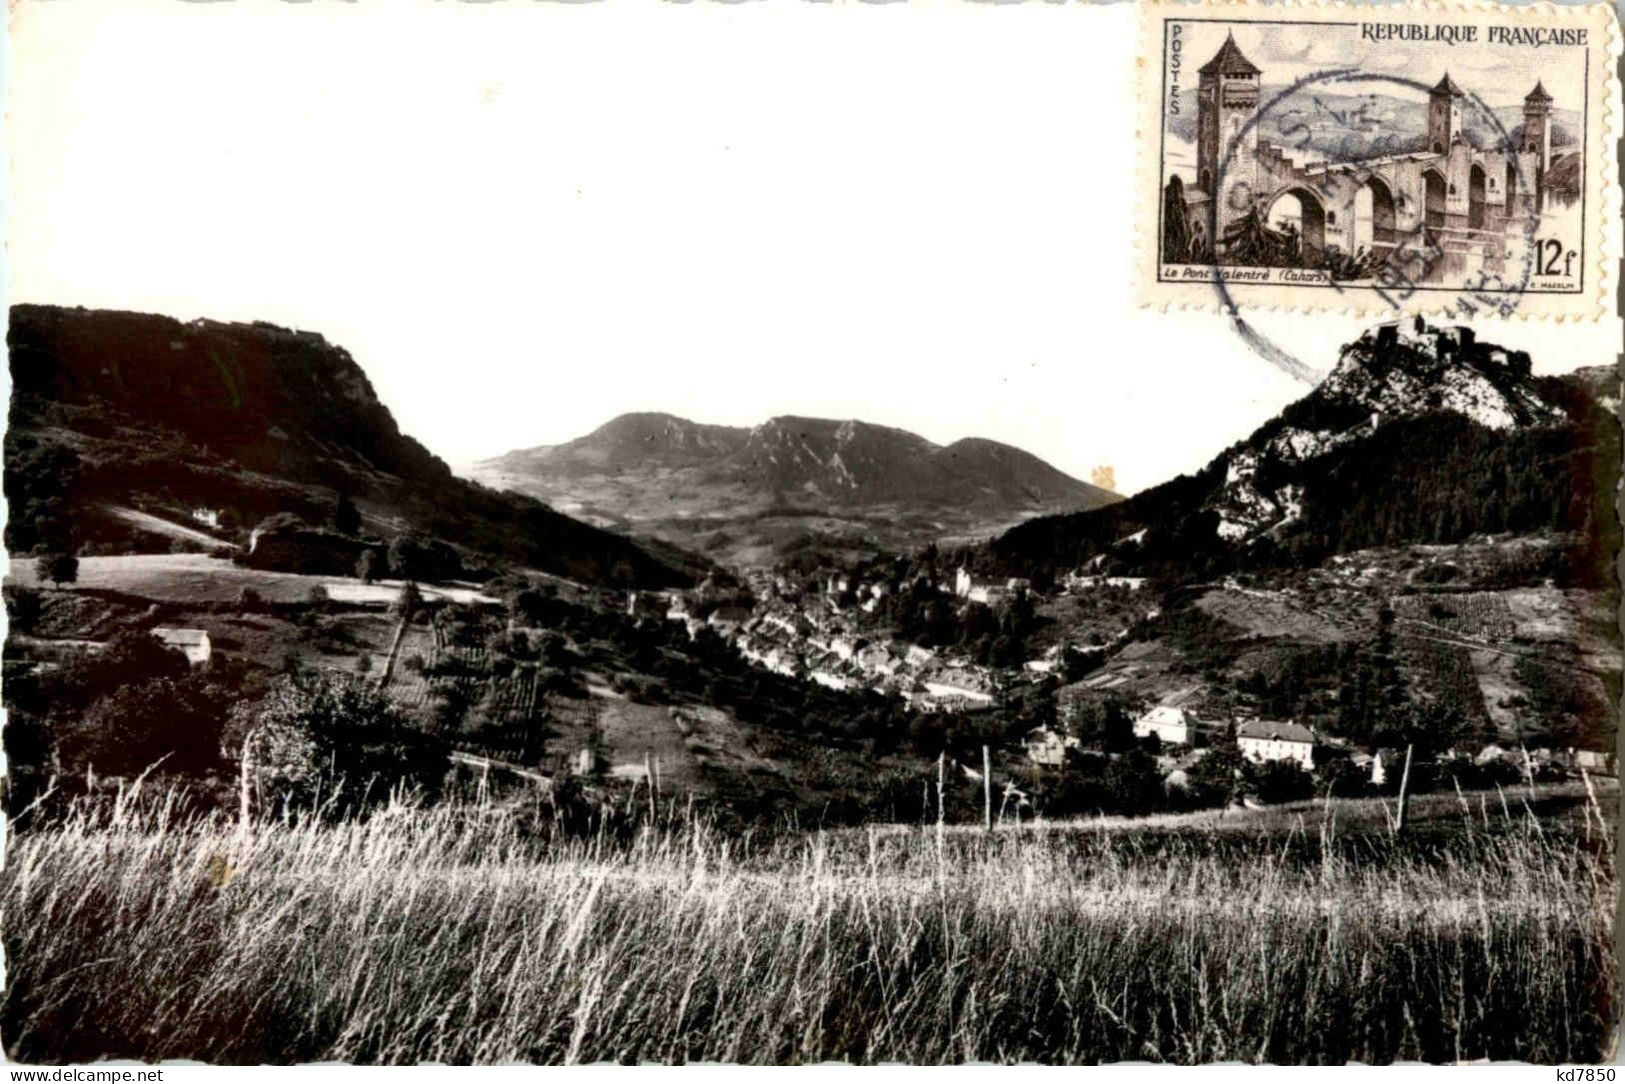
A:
[1237,719,1315,769]
[1134,705,1195,746]
[151,627,211,667]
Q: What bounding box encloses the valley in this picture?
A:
[5,309,1618,833]
[2,305,1618,1066]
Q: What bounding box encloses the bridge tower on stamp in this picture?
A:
[1522,81,1553,211]
[1194,32,1261,244]
[1426,73,1464,155]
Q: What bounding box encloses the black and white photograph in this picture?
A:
[1,0,1621,1067]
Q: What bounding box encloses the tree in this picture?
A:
[57,676,227,779]
[333,492,362,537]
[1247,758,1315,804]
[54,629,191,710]
[389,533,461,583]
[38,552,78,587]
[226,672,443,814]
[389,534,424,581]
[1187,740,1246,808]
[393,580,422,617]
[1162,176,1192,263]
[510,588,558,627]
[1067,693,1138,753]
[1101,750,1165,815]
[5,587,42,633]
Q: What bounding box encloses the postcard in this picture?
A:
[3,0,1620,1067]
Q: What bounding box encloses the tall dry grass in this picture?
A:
[2,790,1615,1064]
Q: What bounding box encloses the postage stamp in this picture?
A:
[1137,0,1622,318]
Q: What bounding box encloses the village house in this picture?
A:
[1064,573,1148,594]
[1573,748,1614,775]
[1024,644,1068,675]
[951,566,1008,606]
[921,680,994,705]
[626,590,669,618]
[905,644,937,669]
[1024,726,1079,768]
[150,627,212,667]
[1134,705,1194,746]
[810,668,852,691]
[1237,720,1315,769]
[854,643,901,677]
[706,605,753,639]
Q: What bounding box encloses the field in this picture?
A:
[1391,588,1618,744]
[2,785,1614,1065]
[7,554,494,606]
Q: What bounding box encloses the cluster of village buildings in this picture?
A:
[630,561,1614,787]
[1024,699,1611,784]
[635,569,1009,713]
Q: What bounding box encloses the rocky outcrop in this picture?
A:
[7,305,696,588]
[1200,317,1567,544]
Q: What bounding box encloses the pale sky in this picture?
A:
[6,1,1619,496]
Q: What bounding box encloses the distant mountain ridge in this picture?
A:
[482,412,1112,509]
[473,412,1119,565]
[498,413,752,475]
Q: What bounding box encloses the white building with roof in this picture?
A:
[1237,719,1315,769]
[1134,705,1195,746]
[151,627,212,667]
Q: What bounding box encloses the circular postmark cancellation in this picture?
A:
[1139,3,1619,327]
[1209,66,1542,371]
[1208,67,1541,323]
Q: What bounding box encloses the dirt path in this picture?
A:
[1396,620,1609,675]
[104,505,234,551]
[449,751,553,790]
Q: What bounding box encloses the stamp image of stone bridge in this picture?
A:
[1169,32,1571,279]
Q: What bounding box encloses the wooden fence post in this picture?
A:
[982,744,992,833]
[646,750,657,824]
[1393,742,1414,835]
[936,750,946,858]
[238,731,255,828]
